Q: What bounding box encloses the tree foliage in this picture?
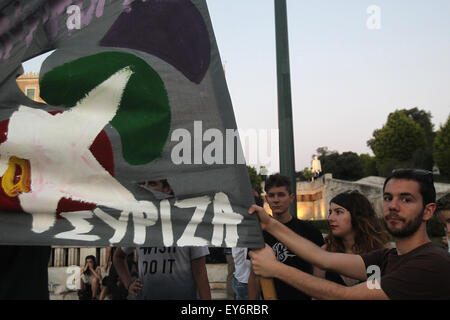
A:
[247,166,262,194]
[335,152,364,181]
[434,116,450,178]
[359,153,378,177]
[367,110,428,175]
[402,107,435,147]
[307,108,445,180]
[402,107,435,169]
[316,147,339,177]
[301,167,314,181]
[314,147,364,181]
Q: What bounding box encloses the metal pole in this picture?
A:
[274,0,297,217]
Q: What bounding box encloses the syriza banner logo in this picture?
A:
[272,243,296,263]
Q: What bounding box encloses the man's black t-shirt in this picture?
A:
[263,218,324,300]
[0,245,51,300]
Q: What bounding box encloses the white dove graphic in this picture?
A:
[0,67,157,233]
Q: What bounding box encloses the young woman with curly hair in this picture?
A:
[315,190,391,287]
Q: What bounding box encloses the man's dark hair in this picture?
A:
[160,179,174,195]
[436,193,450,212]
[265,174,292,194]
[383,169,436,206]
[161,179,170,190]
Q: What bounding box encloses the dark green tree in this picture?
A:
[402,107,435,146]
[367,110,427,176]
[316,147,339,178]
[434,116,450,178]
[402,107,435,169]
[247,166,262,194]
[335,152,364,181]
[359,153,378,177]
[301,167,314,181]
[314,147,364,181]
[316,146,335,157]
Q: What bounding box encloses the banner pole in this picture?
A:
[274,0,297,218]
[259,276,278,300]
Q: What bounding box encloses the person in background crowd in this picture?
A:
[248,174,324,300]
[229,189,263,300]
[249,169,450,300]
[224,247,235,300]
[78,255,102,300]
[99,248,138,300]
[436,193,450,252]
[231,247,255,300]
[317,190,391,286]
[99,247,114,300]
[114,180,211,300]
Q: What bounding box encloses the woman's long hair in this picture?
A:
[325,190,390,254]
[84,255,97,275]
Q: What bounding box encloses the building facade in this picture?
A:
[16,72,45,103]
[264,174,450,221]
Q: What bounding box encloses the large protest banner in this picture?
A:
[0,0,265,248]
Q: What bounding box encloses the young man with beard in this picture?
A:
[249,169,450,300]
[248,174,324,300]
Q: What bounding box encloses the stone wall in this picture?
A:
[294,174,450,220]
[323,175,384,218]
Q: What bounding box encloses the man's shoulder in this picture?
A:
[372,243,450,267]
[379,243,450,300]
[409,243,450,263]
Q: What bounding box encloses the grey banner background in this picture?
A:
[0,0,265,248]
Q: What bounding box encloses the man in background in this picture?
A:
[249,174,324,300]
[436,193,450,252]
[114,180,211,299]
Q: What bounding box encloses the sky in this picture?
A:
[23,0,450,174]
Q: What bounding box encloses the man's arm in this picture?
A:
[113,248,142,296]
[275,263,388,300]
[191,256,211,300]
[250,245,388,300]
[103,247,112,271]
[313,244,327,280]
[249,205,367,281]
